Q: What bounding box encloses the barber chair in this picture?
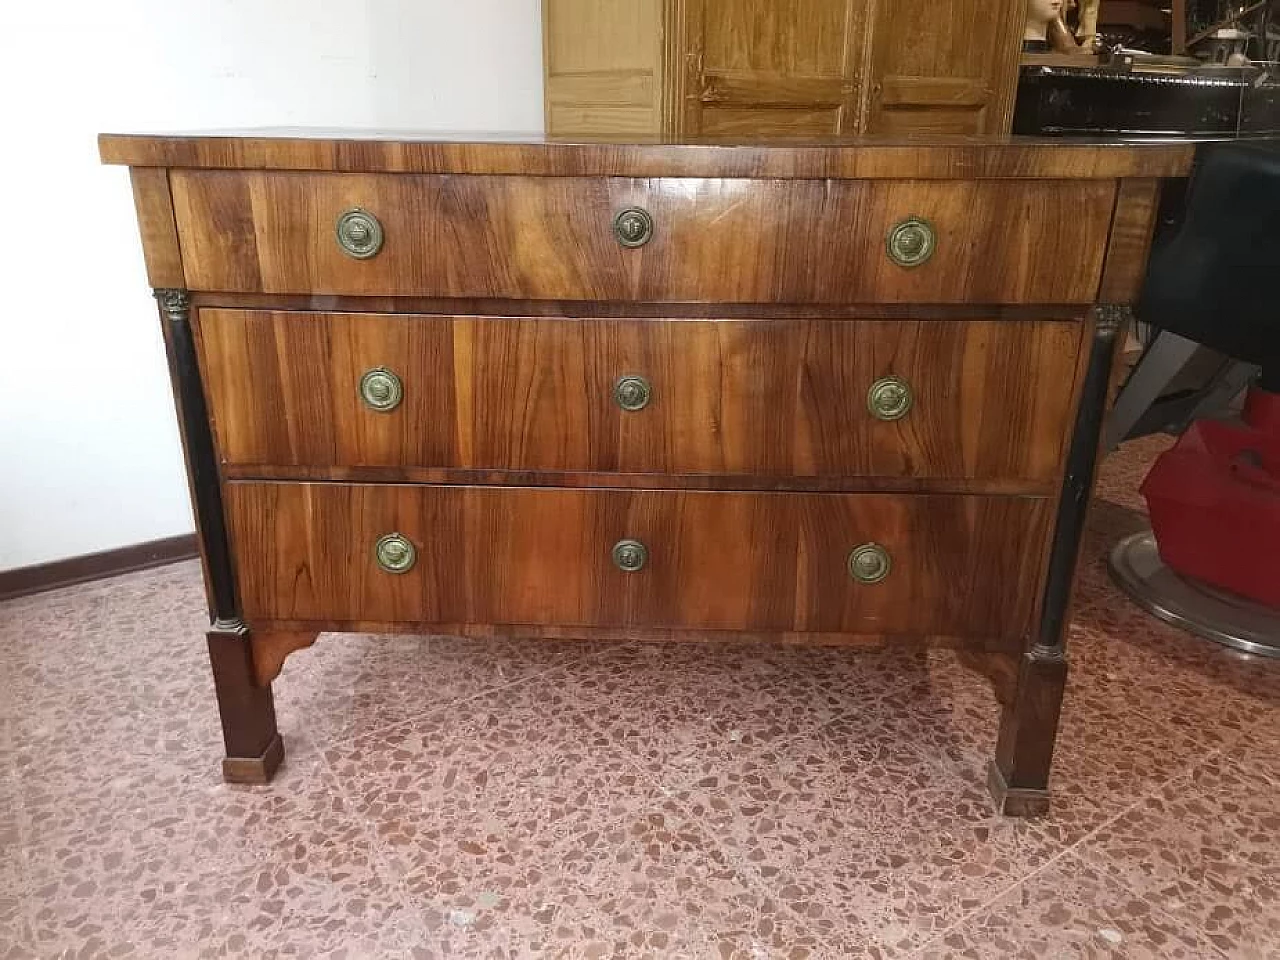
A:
[1108,140,1280,658]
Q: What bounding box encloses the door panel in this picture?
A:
[864,0,1024,134]
[543,0,665,137]
[681,0,869,136]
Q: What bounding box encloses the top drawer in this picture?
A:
[169,171,1115,304]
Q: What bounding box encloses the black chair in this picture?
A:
[1106,139,1280,449]
[1107,139,1280,658]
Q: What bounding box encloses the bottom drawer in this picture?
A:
[225,483,1050,638]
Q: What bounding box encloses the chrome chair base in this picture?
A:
[1108,530,1280,659]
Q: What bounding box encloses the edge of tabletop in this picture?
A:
[97,132,1199,180]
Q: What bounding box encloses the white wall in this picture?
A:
[0,1,545,571]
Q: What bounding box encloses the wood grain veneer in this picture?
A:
[225,483,1051,638]
[170,172,1116,303]
[99,132,1197,180]
[197,310,1085,486]
[187,294,1098,321]
[128,168,184,288]
[1099,179,1164,303]
[102,130,1190,809]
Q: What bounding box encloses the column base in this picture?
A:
[221,732,284,784]
[988,761,1050,818]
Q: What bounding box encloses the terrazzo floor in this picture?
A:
[1,435,1277,959]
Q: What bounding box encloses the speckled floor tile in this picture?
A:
[818,647,1004,778]
[1072,593,1280,706]
[0,563,210,723]
[1066,620,1278,754]
[1,436,1278,958]
[1025,697,1224,847]
[417,801,828,960]
[323,681,655,886]
[0,716,35,959]
[914,852,1230,959]
[325,680,834,958]
[281,632,578,748]
[553,640,898,794]
[835,645,1227,849]
[1094,435,1175,510]
[18,761,431,958]
[1247,725,1280,786]
[0,823,29,955]
[1072,750,1280,960]
[672,721,1061,957]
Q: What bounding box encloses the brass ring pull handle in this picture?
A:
[613,375,652,412]
[886,216,936,268]
[867,376,913,422]
[336,208,384,259]
[613,207,654,248]
[612,539,649,573]
[848,543,892,584]
[374,533,416,574]
[359,367,404,412]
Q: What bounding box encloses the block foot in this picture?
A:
[222,732,284,784]
[988,761,1051,818]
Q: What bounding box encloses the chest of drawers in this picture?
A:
[101,131,1194,815]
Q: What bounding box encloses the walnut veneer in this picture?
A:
[170,172,1114,303]
[198,311,1084,486]
[102,130,1192,814]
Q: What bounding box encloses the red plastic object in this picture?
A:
[1142,387,1280,608]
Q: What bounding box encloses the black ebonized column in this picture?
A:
[156,289,282,783]
[990,304,1127,816]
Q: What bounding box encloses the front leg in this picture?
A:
[204,619,291,783]
[989,646,1068,816]
[990,306,1125,816]
[206,621,320,784]
[153,289,319,784]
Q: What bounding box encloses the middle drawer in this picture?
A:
[197,310,1084,487]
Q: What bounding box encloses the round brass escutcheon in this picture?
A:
[335,208,385,259]
[886,216,936,268]
[613,207,654,248]
[613,375,652,412]
[848,543,892,585]
[612,539,649,573]
[374,533,417,574]
[359,367,404,412]
[867,375,914,422]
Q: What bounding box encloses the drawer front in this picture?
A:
[171,171,1114,303]
[198,310,1084,487]
[225,483,1050,638]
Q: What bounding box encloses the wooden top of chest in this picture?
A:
[99,129,1196,180]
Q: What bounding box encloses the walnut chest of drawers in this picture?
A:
[101,131,1194,815]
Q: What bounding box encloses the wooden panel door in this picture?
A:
[543,0,666,137]
[863,0,1025,134]
[680,0,870,136]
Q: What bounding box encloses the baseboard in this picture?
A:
[0,533,199,603]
